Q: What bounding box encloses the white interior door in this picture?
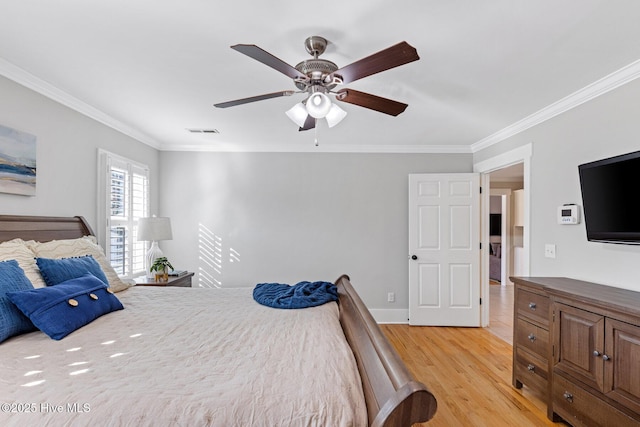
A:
[408,173,481,326]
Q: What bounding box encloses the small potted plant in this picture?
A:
[150,257,174,281]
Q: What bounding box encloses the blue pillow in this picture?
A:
[36,256,109,287]
[0,260,37,342]
[7,273,124,340]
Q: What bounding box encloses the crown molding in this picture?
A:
[158,142,472,154]
[471,59,640,153]
[0,57,161,149]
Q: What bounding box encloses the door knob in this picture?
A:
[411,255,418,260]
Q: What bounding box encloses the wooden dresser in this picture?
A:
[512,279,551,406]
[512,277,640,426]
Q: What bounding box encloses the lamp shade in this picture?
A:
[325,103,347,128]
[285,102,308,127]
[137,217,173,241]
[306,92,332,118]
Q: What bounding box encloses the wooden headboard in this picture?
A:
[0,215,94,243]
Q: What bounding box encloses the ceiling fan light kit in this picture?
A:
[214,36,419,138]
[306,92,332,118]
[325,103,347,128]
[285,102,308,128]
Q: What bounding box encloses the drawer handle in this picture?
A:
[527,364,535,372]
[593,350,601,357]
[602,354,610,361]
[563,392,573,403]
[528,333,536,342]
[528,302,536,310]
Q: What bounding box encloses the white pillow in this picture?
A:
[27,236,133,293]
[0,239,45,288]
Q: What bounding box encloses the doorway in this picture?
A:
[486,164,523,343]
[474,143,531,336]
[489,192,508,286]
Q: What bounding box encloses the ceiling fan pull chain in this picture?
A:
[314,125,319,146]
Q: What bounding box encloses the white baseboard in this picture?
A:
[369,308,409,324]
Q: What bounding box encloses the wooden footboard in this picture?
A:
[336,274,437,426]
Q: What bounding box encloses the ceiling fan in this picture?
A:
[214,36,420,131]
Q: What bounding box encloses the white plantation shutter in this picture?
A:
[130,169,147,272]
[109,165,127,275]
[98,150,149,279]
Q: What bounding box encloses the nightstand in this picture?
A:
[134,272,194,288]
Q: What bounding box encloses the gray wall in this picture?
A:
[159,152,472,310]
[0,75,159,235]
[10,55,640,310]
[475,77,640,291]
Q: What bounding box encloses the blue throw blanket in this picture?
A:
[253,281,338,309]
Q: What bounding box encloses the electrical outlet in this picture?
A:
[387,292,395,303]
[544,244,556,258]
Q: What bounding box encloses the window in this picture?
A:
[98,150,149,279]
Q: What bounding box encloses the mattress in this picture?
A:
[0,286,367,426]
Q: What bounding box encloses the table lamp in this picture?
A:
[137,216,173,278]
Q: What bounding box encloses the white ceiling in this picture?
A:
[1,1,640,153]
[490,163,524,183]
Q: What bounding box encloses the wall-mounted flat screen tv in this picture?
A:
[578,150,640,244]
[489,214,501,236]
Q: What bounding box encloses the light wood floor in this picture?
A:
[381,288,569,426]
[487,283,515,345]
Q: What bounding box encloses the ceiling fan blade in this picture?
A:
[299,115,316,131]
[331,41,419,85]
[231,44,307,80]
[214,90,295,108]
[336,88,408,116]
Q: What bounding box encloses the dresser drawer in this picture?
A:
[515,317,549,358]
[516,288,549,327]
[514,347,548,395]
[553,373,639,427]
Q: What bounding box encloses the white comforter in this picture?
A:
[0,286,367,427]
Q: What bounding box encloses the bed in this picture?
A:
[0,215,437,426]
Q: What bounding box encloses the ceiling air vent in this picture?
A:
[186,128,220,134]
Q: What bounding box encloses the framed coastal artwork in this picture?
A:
[0,124,36,196]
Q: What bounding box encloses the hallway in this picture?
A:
[487,283,514,344]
